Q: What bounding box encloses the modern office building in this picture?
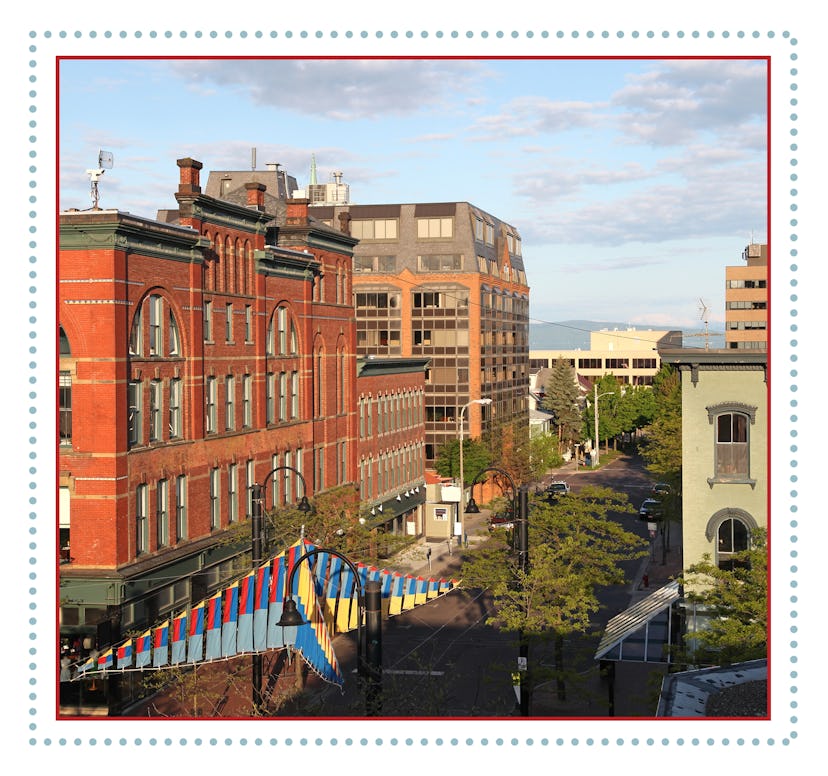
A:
[59,157,358,646]
[530,328,683,387]
[310,200,531,465]
[725,243,768,351]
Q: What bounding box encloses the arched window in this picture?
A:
[705,508,758,570]
[224,235,233,292]
[717,519,750,571]
[314,343,325,417]
[129,293,183,359]
[59,326,71,356]
[235,237,244,295]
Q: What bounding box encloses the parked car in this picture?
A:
[545,481,571,499]
[652,482,672,497]
[488,513,515,531]
[639,498,664,521]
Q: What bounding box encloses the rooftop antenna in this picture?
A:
[697,298,710,350]
[86,150,113,210]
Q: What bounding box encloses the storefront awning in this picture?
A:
[595,581,680,664]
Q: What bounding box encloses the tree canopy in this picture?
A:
[461,485,646,705]
[679,528,768,666]
[639,364,682,488]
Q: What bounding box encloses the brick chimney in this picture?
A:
[285,198,310,225]
[177,158,203,194]
[338,211,352,236]
[245,182,266,211]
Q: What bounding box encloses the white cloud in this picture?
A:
[611,59,767,147]
[167,59,486,120]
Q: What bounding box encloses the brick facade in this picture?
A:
[59,158,358,638]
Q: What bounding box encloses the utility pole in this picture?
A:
[517,485,530,717]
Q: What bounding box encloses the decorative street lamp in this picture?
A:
[457,398,492,545]
[249,466,312,713]
[278,546,383,716]
[465,465,530,716]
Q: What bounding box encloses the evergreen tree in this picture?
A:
[542,360,582,453]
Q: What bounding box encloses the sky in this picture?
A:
[58,57,768,335]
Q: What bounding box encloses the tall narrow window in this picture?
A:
[169,310,181,356]
[210,468,220,530]
[156,479,169,548]
[136,484,148,555]
[128,380,142,447]
[279,372,287,421]
[246,460,255,519]
[203,300,213,342]
[290,371,299,419]
[59,371,72,445]
[245,305,253,343]
[277,307,287,354]
[169,378,182,439]
[228,463,238,523]
[715,412,749,479]
[242,374,252,428]
[266,372,275,424]
[338,349,346,414]
[225,302,234,342]
[149,380,162,441]
[149,294,162,356]
[225,375,235,431]
[315,447,324,492]
[205,376,217,433]
[129,307,142,355]
[175,475,187,541]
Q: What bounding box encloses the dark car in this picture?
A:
[488,513,514,531]
[652,482,672,497]
[544,481,571,500]
[639,498,664,520]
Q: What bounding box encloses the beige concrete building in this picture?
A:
[725,243,768,351]
[531,328,682,387]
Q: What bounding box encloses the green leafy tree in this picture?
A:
[528,432,564,479]
[435,437,493,485]
[542,360,583,453]
[639,364,682,489]
[679,529,768,666]
[462,485,646,705]
[481,417,533,486]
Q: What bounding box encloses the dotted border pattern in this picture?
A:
[25,28,798,751]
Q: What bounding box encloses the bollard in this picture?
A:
[643,573,649,588]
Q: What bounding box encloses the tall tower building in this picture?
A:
[725,243,768,350]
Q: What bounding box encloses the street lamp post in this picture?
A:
[250,466,312,713]
[591,384,615,467]
[458,398,492,545]
[465,466,530,716]
[278,546,383,716]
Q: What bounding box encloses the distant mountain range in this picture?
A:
[529,321,725,350]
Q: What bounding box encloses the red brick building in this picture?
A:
[59,158,358,642]
[355,356,429,538]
